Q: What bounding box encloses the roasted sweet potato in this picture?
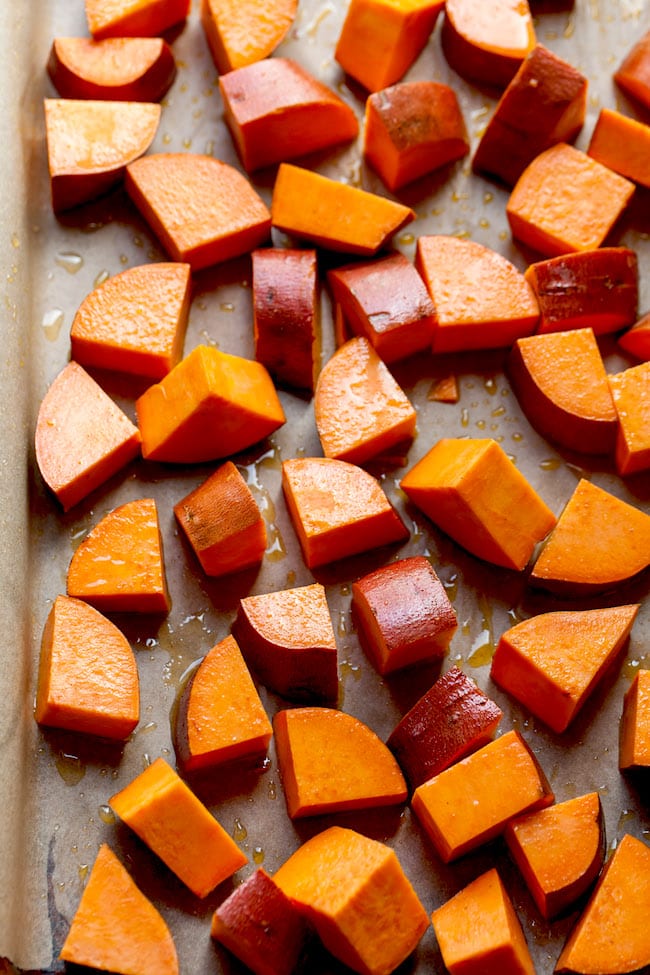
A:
[609,361,650,476]
[85,0,190,39]
[615,29,650,111]
[588,107,650,188]
[620,669,650,771]
[619,310,650,361]
[441,0,536,88]
[47,36,176,101]
[201,0,297,74]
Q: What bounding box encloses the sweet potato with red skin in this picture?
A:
[555,833,650,975]
[415,235,539,353]
[327,252,435,364]
[201,0,297,74]
[211,868,311,975]
[431,868,535,975]
[508,328,618,455]
[273,707,407,818]
[619,310,650,361]
[401,438,556,571]
[351,556,457,675]
[473,44,587,187]
[506,143,635,257]
[220,59,358,172]
[35,595,139,741]
[525,248,638,336]
[530,478,650,594]
[334,0,444,93]
[60,844,178,974]
[620,669,650,771]
[45,97,160,212]
[363,81,468,192]
[490,604,639,734]
[85,0,190,39]
[615,29,650,112]
[252,248,319,392]
[174,635,272,773]
[48,37,176,102]
[35,360,141,511]
[588,108,650,188]
[233,583,338,703]
[505,792,605,919]
[441,0,535,89]
[609,362,650,476]
[387,666,502,789]
[125,153,271,271]
[412,729,554,863]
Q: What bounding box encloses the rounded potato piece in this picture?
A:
[441,0,536,88]
[85,0,190,39]
[201,0,297,73]
[47,36,176,101]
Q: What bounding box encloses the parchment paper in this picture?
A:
[1,0,649,972]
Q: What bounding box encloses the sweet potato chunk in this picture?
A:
[400,437,556,571]
[620,669,650,771]
[85,0,190,39]
[504,792,605,919]
[441,0,536,88]
[282,457,408,569]
[35,595,139,740]
[60,844,178,974]
[125,153,271,270]
[35,361,141,511]
[609,362,650,476]
[201,0,297,74]
[431,868,535,975]
[174,635,272,773]
[70,262,191,380]
[136,344,285,463]
[530,479,650,594]
[491,605,639,733]
[274,826,429,975]
[110,757,247,897]
[387,666,502,789]
[412,730,553,863]
[619,310,650,361]
[67,498,170,614]
[44,97,160,211]
[588,107,650,188]
[47,36,176,102]
[615,29,650,111]
[415,235,539,352]
[274,707,407,818]
[234,583,338,703]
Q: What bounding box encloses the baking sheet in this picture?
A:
[2,0,650,971]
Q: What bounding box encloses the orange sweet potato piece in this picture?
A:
[271,163,414,257]
[507,328,619,455]
[615,29,650,112]
[608,362,650,476]
[274,707,407,818]
[555,833,650,974]
[314,337,416,466]
[506,143,635,258]
[135,344,285,463]
[400,437,556,571]
[211,868,311,975]
[490,604,639,733]
[473,44,587,186]
[201,0,297,74]
[47,36,176,101]
[620,669,650,771]
[530,478,650,594]
[85,0,190,39]
[363,80,468,191]
[125,153,271,271]
[35,595,139,740]
[70,262,191,380]
[234,583,338,703]
[411,729,553,863]
[504,792,605,919]
[174,461,266,577]
[60,843,178,974]
[428,374,459,403]
[67,497,170,614]
[44,97,160,212]
[252,248,320,392]
[274,826,429,975]
[387,666,503,789]
[326,252,435,364]
[441,0,535,89]
[174,634,272,773]
[220,58,358,172]
[415,235,539,353]
[351,555,457,675]
[282,457,409,569]
[525,248,638,336]
[334,0,444,93]
[431,868,535,975]
[35,360,141,511]
[588,107,650,188]
[110,757,247,897]
[619,310,650,361]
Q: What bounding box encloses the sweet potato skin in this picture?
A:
[47,36,176,102]
[441,0,536,89]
